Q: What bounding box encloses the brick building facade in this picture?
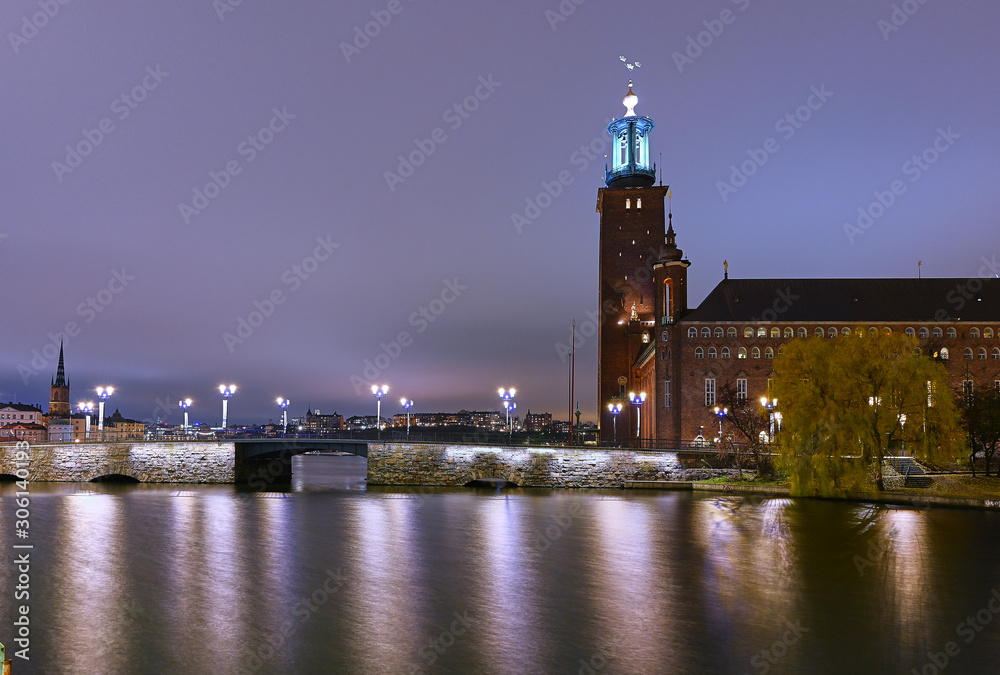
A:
[597,82,1000,445]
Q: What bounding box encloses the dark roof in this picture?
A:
[684,278,1000,323]
[1,403,43,412]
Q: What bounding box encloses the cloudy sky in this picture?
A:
[3,0,998,426]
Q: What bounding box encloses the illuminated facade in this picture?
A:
[597,83,1000,445]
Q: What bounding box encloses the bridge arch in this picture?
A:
[90,473,141,483]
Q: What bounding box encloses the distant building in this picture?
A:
[524,411,552,432]
[346,415,384,431]
[1,422,47,443]
[0,403,45,427]
[304,408,344,432]
[102,409,145,440]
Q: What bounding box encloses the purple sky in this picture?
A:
[3,0,999,426]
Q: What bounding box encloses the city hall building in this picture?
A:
[597,82,1000,445]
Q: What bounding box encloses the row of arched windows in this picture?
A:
[684,325,998,340]
[695,346,784,359]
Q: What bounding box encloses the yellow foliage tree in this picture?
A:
[773,328,961,496]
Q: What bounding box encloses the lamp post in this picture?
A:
[400,398,413,436]
[713,406,728,443]
[372,385,388,439]
[760,397,777,441]
[78,402,94,440]
[499,388,516,441]
[629,391,647,447]
[607,401,623,445]
[178,398,192,432]
[276,397,290,434]
[96,386,113,439]
[219,385,236,430]
[898,413,907,455]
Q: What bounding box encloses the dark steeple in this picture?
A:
[52,341,67,388]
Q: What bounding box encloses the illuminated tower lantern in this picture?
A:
[598,80,685,444]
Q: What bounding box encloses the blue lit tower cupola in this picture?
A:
[605,80,656,188]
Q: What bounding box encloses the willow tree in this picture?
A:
[773,328,961,496]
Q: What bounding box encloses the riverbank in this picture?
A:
[626,473,1000,510]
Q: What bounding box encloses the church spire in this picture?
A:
[53,341,67,388]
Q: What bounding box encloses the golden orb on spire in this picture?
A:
[623,79,638,117]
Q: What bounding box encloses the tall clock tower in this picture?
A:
[597,81,687,444]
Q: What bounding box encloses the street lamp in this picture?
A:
[629,391,646,445]
[372,385,389,438]
[96,386,113,438]
[178,398,192,431]
[607,401,623,444]
[898,413,907,454]
[713,406,728,443]
[219,385,236,429]
[276,397,290,434]
[400,398,413,436]
[78,402,94,440]
[760,397,777,441]
[499,388,516,440]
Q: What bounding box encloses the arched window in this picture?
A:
[721,347,731,359]
[947,327,957,338]
[814,328,824,337]
[764,347,774,359]
[978,348,987,360]
[708,347,718,358]
[905,328,915,336]
[868,327,878,337]
[993,348,1000,360]
[701,327,711,338]
[940,347,949,360]
[757,327,766,337]
[695,347,704,358]
[751,347,761,358]
[964,348,973,360]
[784,328,793,338]
[798,328,807,338]
[625,198,631,209]
[856,328,864,338]
[919,328,929,338]
[777,346,785,356]
[970,328,981,338]
[841,327,851,337]
[738,347,748,359]
[884,327,892,335]
[662,331,668,341]
[728,327,737,338]
[933,328,943,338]
[688,327,697,338]
[636,198,642,209]
[985,328,994,338]
[829,328,838,338]
[744,327,754,338]
[715,327,724,338]
[770,327,780,338]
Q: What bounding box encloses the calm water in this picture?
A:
[2,455,1000,674]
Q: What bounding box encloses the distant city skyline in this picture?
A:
[4,1,999,424]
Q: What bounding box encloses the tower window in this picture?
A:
[705,378,716,407]
[905,328,915,336]
[984,328,994,338]
[797,328,807,338]
[737,378,747,400]
[757,328,766,337]
[752,347,761,358]
[947,327,957,338]
[765,347,774,359]
[715,327,724,338]
[993,348,1000,360]
[738,347,747,359]
[728,328,737,338]
[701,327,711,338]
[695,347,704,359]
[940,347,949,360]
[933,327,943,338]
[708,347,718,359]
[815,328,824,337]
[688,328,697,338]
[964,348,973,360]
[721,347,731,359]
[770,328,779,338]
[784,328,793,338]
[919,327,929,338]
[842,328,851,337]
[744,328,753,338]
[978,348,987,359]
[636,198,642,209]
[626,198,631,209]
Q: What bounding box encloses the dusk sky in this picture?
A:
[3,0,998,426]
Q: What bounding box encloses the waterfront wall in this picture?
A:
[0,442,236,483]
[366,442,734,487]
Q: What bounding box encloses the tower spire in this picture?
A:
[54,340,67,388]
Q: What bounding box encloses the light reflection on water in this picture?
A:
[1,455,998,674]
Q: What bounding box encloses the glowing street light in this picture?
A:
[276,397,290,434]
[713,406,728,442]
[629,391,647,444]
[607,401,624,444]
[219,385,237,429]
[178,398,192,431]
[760,397,777,441]
[499,388,516,440]
[372,385,389,438]
[96,386,114,436]
[78,402,94,440]
[400,398,413,436]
